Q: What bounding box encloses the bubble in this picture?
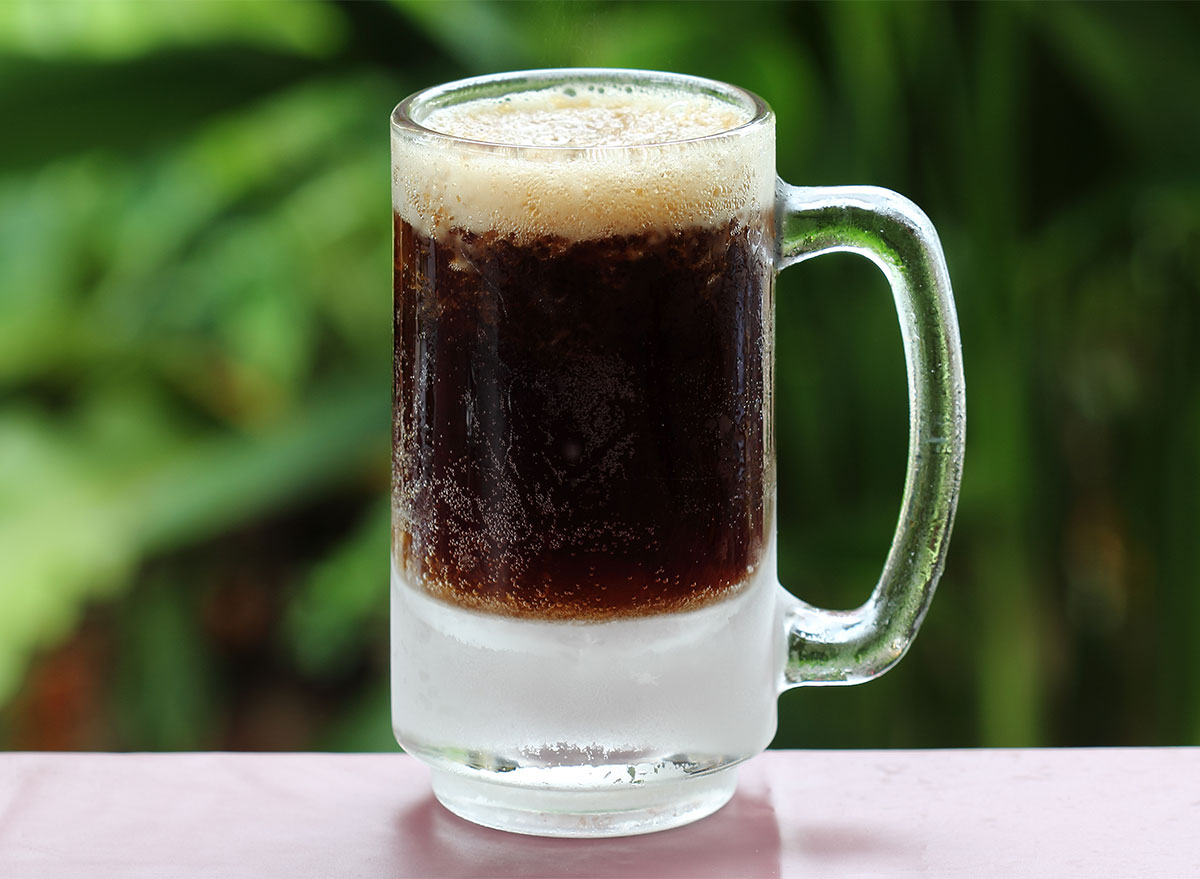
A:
[393,86,773,242]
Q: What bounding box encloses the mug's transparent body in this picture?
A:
[391,70,964,837]
[390,558,781,834]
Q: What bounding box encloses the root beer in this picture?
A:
[391,82,776,620]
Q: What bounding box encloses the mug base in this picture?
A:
[429,765,739,838]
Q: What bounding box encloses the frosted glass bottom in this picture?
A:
[429,763,739,838]
[391,555,783,836]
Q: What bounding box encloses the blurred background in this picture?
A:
[1,0,1198,753]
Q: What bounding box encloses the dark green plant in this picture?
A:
[1,0,1197,750]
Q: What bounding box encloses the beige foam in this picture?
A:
[392,85,775,241]
[422,88,753,148]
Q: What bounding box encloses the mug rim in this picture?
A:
[390,68,773,152]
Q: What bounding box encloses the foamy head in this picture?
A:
[391,74,775,241]
[423,87,751,147]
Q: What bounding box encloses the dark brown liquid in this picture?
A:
[393,215,771,620]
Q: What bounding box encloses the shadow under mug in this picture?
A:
[389,68,964,837]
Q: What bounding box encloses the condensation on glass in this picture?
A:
[390,68,965,838]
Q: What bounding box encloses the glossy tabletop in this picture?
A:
[1,749,1196,878]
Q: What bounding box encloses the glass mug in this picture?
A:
[390,68,964,837]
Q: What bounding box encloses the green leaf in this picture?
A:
[0,0,347,61]
[284,499,389,680]
[0,376,385,709]
[0,47,332,174]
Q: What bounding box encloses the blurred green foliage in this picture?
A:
[0,1,1198,751]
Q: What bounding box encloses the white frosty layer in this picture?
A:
[392,83,774,241]
[390,551,786,764]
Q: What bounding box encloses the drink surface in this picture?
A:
[391,81,774,242]
[418,86,751,147]
[392,81,775,620]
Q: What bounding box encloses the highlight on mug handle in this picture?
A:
[773,184,966,689]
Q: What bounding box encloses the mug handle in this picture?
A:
[774,184,966,688]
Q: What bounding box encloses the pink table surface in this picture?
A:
[0,749,1197,878]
